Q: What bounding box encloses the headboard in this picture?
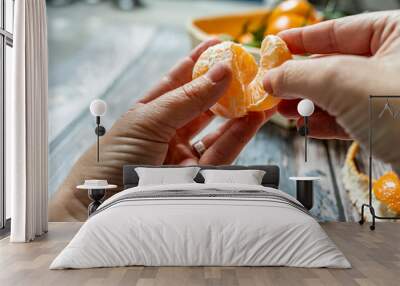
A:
[123,165,280,189]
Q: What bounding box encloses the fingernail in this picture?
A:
[298,125,307,136]
[206,63,229,83]
[263,74,273,94]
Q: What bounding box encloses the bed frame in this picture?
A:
[123,165,280,189]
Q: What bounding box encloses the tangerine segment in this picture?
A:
[259,34,293,70]
[193,42,258,118]
[373,171,400,213]
[192,36,291,118]
[247,35,292,111]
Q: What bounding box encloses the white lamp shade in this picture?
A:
[90,99,107,117]
[297,99,315,117]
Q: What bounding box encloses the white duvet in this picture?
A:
[50,183,350,269]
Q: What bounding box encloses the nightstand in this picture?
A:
[289,177,320,210]
[77,180,117,216]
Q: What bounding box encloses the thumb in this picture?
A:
[144,63,231,131]
[263,56,365,117]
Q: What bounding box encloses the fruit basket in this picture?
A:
[187,0,322,59]
[187,9,272,61]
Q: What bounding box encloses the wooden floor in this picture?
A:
[0,222,399,286]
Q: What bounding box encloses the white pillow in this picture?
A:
[200,169,266,185]
[135,167,200,186]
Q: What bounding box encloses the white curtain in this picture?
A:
[8,0,48,242]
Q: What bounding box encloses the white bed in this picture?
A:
[50,182,350,269]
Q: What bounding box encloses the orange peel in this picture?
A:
[373,171,400,214]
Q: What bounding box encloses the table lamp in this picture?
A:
[297,99,315,162]
[90,99,107,162]
[291,99,317,210]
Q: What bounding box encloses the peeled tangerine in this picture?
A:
[192,35,292,118]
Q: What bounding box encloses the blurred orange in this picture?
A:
[266,14,307,35]
[266,0,319,35]
[373,171,400,214]
[270,0,318,23]
[192,36,292,118]
[237,33,255,45]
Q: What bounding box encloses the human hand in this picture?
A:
[50,39,276,221]
[112,39,276,166]
[263,11,400,167]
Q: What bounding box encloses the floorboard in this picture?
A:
[1,222,399,286]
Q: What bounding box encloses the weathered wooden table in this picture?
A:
[47,1,364,222]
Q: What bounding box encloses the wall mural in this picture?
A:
[47,1,400,223]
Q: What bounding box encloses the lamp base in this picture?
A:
[289,177,319,211]
[87,188,106,216]
[296,180,313,210]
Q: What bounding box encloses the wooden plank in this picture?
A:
[326,140,357,221]
[48,23,157,142]
[293,137,344,221]
[48,28,190,197]
[237,123,343,221]
[1,222,400,286]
